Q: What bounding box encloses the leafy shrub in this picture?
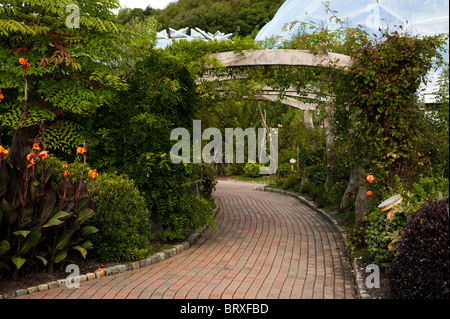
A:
[389,199,449,299]
[84,49,215,241]
[243,162,261,178]
[305,163,327,186]
[224,163,244,176]
[200,164,217,199]
[87,173,153,262]
[282,172,302,192]
[411,175,449,203]
[277,162,291,178]
[364,208,407,269]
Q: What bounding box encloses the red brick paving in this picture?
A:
[15,181,355,299]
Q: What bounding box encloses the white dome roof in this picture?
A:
[255,0,449,103]
[256,0,449,41]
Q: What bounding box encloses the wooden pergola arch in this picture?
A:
[197,49,355,190]
[197,49,353,128]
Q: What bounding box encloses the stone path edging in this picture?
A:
[0,206,219,299]
[254,185,367,299]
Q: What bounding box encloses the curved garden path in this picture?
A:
[15,180,355,299]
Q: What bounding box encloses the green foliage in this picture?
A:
[87,173,153,262]
[243,162,261,178]
[224,163,245,176]
[389,199,449,299]
[84,48,216,241]
[136,0,284,38]
[0,0,158,154]
[364,207,408,269]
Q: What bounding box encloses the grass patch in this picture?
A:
[230,175,276,183]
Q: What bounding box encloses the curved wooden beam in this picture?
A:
[249,95,317,111]
[206,49,353,70]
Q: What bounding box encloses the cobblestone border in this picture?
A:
[254,185,366,299]
[0,205,219,299]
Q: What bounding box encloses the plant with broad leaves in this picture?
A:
[0,58,98,279]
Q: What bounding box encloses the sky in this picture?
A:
[118,0,177,10]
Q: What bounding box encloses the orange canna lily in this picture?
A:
[0,93,4,101]
[38,150,48,159]
[64,170,70,177]
[19,58,30,69]
[33,143,40,151]
[0,146,9,158]
[62,163,69,169]
[26,151,36,162]
[76,147,86,154]
[88,169,98,179]
[27,158,36,168]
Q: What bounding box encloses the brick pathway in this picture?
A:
[15,180,355,299]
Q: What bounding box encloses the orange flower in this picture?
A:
[26,151,36,162]
[76,147,86,154]
[27,158,36,168]
[366,175,375,183]
[33,143,40,151]
[367,190,373,196]
[88,169,98,179]
[64,170,70,177]
[0,93,4,101]
[62,163,69,169]
[0,146,9,158]
[38,150,48,159]
[19,58,30,69]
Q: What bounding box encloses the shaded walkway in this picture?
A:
[15,180,355,299]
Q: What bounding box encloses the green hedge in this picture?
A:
[88,173,153,262]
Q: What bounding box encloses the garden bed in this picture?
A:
[0,239,184,297]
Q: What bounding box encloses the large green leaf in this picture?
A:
[75,197,91,213]
[54,249,68,263]
[80,240,93,250]
[11,256,26,270]
[0,240,10,256]
[55,229,74,251]
[80,225,99,237]
[72,246,87,259]
[12,230,31,238]
[37,188,56,221]
[43,165,56,185]
[36,255,48,266]
[42,211,69,228]
[74,208,95,225]
[19,228,41,255]
[1,198,17,225]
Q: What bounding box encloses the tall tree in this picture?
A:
[0,1,155,155]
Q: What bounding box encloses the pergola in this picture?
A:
[197,49,353,128]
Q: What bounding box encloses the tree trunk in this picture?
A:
[354,186,368,226]
[340,164,369,226]
[340,165,361,211]
[324,104,334,189]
